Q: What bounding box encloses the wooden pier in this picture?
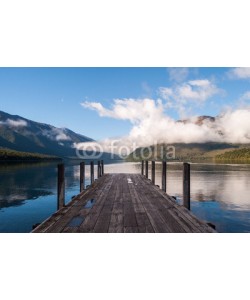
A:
[32,161,216,233]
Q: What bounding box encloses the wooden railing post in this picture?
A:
[145,161,149,179]
[151,161,155,185]
[80,162,85,192]
[91,161,94,185]
[101,160,104,176]
[98,161,101,178]
[141,160,144,176]
[162,161,166,192]
[183,163,191,210]
[57,164,65,210]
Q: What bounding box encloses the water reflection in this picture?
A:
[1,161,250,232]
[0,163,56,209]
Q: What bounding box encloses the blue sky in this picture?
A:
[0,67,250,140]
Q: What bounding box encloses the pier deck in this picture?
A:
[33,174,216,233]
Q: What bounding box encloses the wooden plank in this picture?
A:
[123,175,139,231]
[124,227,139,233]
[138,178,204,231]
[136,212,154,233]
[124,202,137,227]
[128,177,146,213]
[93,213,112,233]
[33,172,216,234]
[134,174,195,232]
[33,174,111,233]
[159,208,192,233]
[108,176,124,232]
[132,174,172,233]
[135,174,214,233]
[109,213,124,233]
[134,175,191,232]
[84,174,119,232]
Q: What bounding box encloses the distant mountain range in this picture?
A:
[2,110,250,162]
[177,115,216,125]
[128,115,250,161]
[0,110,116,159]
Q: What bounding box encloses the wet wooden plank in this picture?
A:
[132,174,172,233]
[124,227,139,233]
[135,212,155,233]
[135,174,209,232]
[78,175,116,233]
[33,173,216,233]
[109,213,124,233]
[33,174,111,233]
[92,174,119,233]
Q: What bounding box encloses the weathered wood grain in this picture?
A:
[33,173,216,233]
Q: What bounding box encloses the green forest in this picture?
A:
[215,148,250,160]
[0,148,62,162]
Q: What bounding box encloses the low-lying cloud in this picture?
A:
[41,128,72,142]
[0,119,28,127]
[80,97,250,151]
[79,73,250,153]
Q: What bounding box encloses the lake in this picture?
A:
[0,160,250,233]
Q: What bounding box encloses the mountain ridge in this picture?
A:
[0,110,95,158]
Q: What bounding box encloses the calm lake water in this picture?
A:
[1,160,250,233]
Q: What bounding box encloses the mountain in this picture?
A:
[0,110,99,158]
[127,115,250,161]
[177,115,216,125]
[126,142,239,162]
[216,148,250,161]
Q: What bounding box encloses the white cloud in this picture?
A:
[41,128,72,141]
[217,109,250,143]
[228,67,250,79]
[239,91,250,101]
[82,98,164,123]
[236,90,250,108]
[159,79,223,117]
[158,87,173,99]
[0,119,27,127]
[188,79,211,87]
[55,131,71,141]
[81,96,250,150]
[168,68,189,82]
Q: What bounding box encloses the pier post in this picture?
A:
[98,161,101,178]
[91,161,94,185]
[183,163,191,210]
[141,160,144,176]
[162,161,167,192]
[145,161,149,179]
[151,161,155,185]
[57,164,65,210]
[101,160,104,176]
[80,162,85,192]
